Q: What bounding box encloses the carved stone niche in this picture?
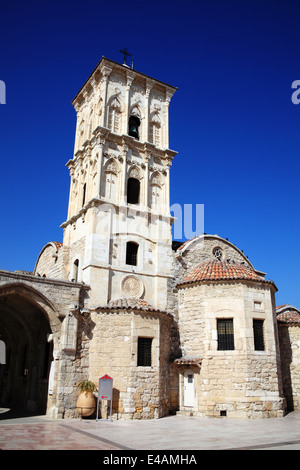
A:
[61,312,78,355]
[128,165,142,180]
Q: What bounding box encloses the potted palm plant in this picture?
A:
[76,380,97,417]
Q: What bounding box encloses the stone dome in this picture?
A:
[178,260,276,287]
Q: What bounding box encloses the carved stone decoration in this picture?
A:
[110,96,121,111]
[128,165,141,180]
[151,171,162,187]
[105,158,119,174]
[121,274,144,298]
[104,158,118,201]
[61,312,78,352]
[130,103,141,119]
[108,95,121,133]
[150,106,161,124]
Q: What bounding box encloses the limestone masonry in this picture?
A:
[0,57,299,419]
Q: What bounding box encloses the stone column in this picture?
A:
[145,79,154,142]
[164,157,172,215]
[144,148,151,208]
[121,140,129,205]
[100,65,113,128]
[94,137,105,198]
[73,102,81,153]
[124,70,136,135]
[164,90,173,149]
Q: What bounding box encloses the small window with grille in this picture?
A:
[253,319,265,351]
[137,337,152,366]
[217,319,234,350]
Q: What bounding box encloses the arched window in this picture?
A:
[128,115,140,139]
[127,177,140,204]
[73,259,79,282]
[82,183,86,207]
[126,242,138,266]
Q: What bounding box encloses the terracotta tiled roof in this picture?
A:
[96,297,170,314]
[276,305,300,324]
[53,242,63,250]
[178,260,276,288]
[173,356,202,366]
[277,311,300,324]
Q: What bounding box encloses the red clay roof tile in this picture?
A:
[276,305,300,324]
[178,260,276,288]
[96,297,170,315]
[277,311,300,324]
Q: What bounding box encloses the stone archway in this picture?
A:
[0,284,59,416]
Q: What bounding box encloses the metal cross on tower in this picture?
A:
[119,48,133,68]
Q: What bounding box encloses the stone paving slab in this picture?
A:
[0,411,300,451]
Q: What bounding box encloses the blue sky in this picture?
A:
[0,0,299,308]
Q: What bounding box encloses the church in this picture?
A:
[0,56,299,420]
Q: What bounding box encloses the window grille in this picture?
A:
[138,338,152,366]
[213,247,223,260]
[126,242,138,266]
[217,319,234,350]
[253,319,265,351]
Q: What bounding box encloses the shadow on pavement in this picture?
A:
[0,406,46,421]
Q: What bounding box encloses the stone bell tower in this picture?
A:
[61,57,177,310]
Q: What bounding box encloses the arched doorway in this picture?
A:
[0,286,55,416]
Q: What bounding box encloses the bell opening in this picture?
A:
[128,115,140,139]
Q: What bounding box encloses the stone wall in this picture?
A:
[177,280,285,418]
[88,308,172,419]
[0,270,90,419]
[176,236,255,282]
[278,324,300,411]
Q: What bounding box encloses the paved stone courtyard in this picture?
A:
[1,409,300,451]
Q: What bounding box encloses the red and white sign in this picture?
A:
[96,374,114,421]
[98,374,113,401]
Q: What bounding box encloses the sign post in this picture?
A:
[96,374,113,422]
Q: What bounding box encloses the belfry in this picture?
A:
[0,57,299,420]
[62,56,177,312]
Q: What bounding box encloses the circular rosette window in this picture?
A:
[212,246,223,261]
[121,275,144,298]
